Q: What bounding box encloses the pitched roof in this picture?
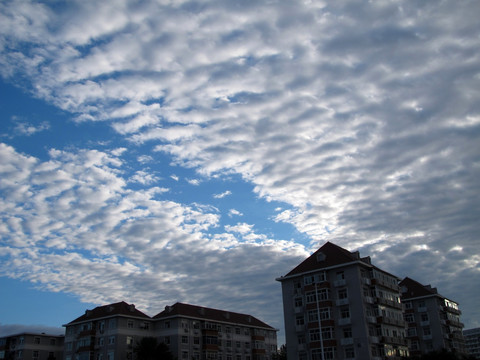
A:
[283,241,366,277]
[153,302,275,330]
[399,277,439,299]
[65,301,151,325]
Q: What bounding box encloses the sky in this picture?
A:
[0,0,479,345]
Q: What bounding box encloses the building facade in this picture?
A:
[63,301,277,360]
[464,328,480,359]
[277,242,409,360]
[399,277,466,356]
[153,302,277,360]
[0,333,64,360]
[63,302,153,360]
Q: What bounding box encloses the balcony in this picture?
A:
[366,316,377,324]
[420,320,430,326]
[417,306,427,312]
[340,338,354,346]
[338,317,351,326]
[369,336,380,344]
[364,296,375,304]
[295,324,305,332]
[336,298,349,306]
[422,335,432,340]
[333,279,346,287]
[294,306,304,314]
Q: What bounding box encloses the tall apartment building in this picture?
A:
[153,302,277,360]
[63,301,153,360]
[63,301,277,360]
[399,277,466,356]
[276,242,408,360]
[0,332,64,360]
[464,328,480,359]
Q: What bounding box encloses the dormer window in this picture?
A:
[316,252,326,262]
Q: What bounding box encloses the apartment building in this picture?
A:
[276,241,408,360]
[464,328,480,359]
[399,277,466,357]
[63,301,277,360]
[153,302,277,360]
[0,332,64,360]
[63,301,153,360]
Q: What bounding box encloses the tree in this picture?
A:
[133,337,174,360]
[272,344,287,360]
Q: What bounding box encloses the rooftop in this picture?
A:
[153,302,275,330]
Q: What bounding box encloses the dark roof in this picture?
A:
[283,241,366,277]
[399,277,439,299]
[66,301,151,325]
[153,303,275,330]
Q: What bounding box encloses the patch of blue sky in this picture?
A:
[0,276,96,329]
[0,79,115,159]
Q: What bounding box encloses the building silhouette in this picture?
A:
[0,332,64,360]
[464,327,480,359]
[63,301,277,360]
[277,242,409,360]
[399,277,466,356]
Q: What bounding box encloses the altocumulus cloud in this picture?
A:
[0,143,306,331]
[0,0,480,332]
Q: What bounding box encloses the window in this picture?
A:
[126,337,133,346]
[164,321,170,329]
[308,310,318,322]
[405,314,414,323]
[66,342,73,351]
[423,327,431,335]
[317,288,330,301]
[108,336,115,345]
[421,313,429,322]
[107,352,114,360]
[336,271,345,280]
[164,337,170,345]
[306,292,316,303]
[320,307,331,320]
[312,348,335,360]
[345,347,355,359]
[98,338,104,346]
[309,329,320,342]
[343,327,352,338]
[235,328,241,335]
[182,336,188,344]
[236,341,241,348]
[296,315,305,326]
[338,288,348,299]
[322,327,333,340]
[407,328,417,337]
[294,297,303,307]
[50,339,56,345]
[127,320,134,329]
[181,351,188,359]
[33,351,39,359]
[34,337,40,344]
[194,337,200,345]
[340,307,350,319]
[109,319,116,329]
[226,340,232,348]
[304,275,315,285]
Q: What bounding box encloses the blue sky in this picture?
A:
[1,0,480,345]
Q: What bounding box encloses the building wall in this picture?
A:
[403,294,466,356]
[280,262,408,360]
[64,316,154,360]
[0,333,64,360]
[155,316,277,360]
[464,328,480,359]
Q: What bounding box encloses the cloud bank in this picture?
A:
[1,0,479,335]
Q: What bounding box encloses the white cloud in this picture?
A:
[13,121,50,136]
[228,209,243,217]
[186,178,200,186]
[213,190,231,199]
